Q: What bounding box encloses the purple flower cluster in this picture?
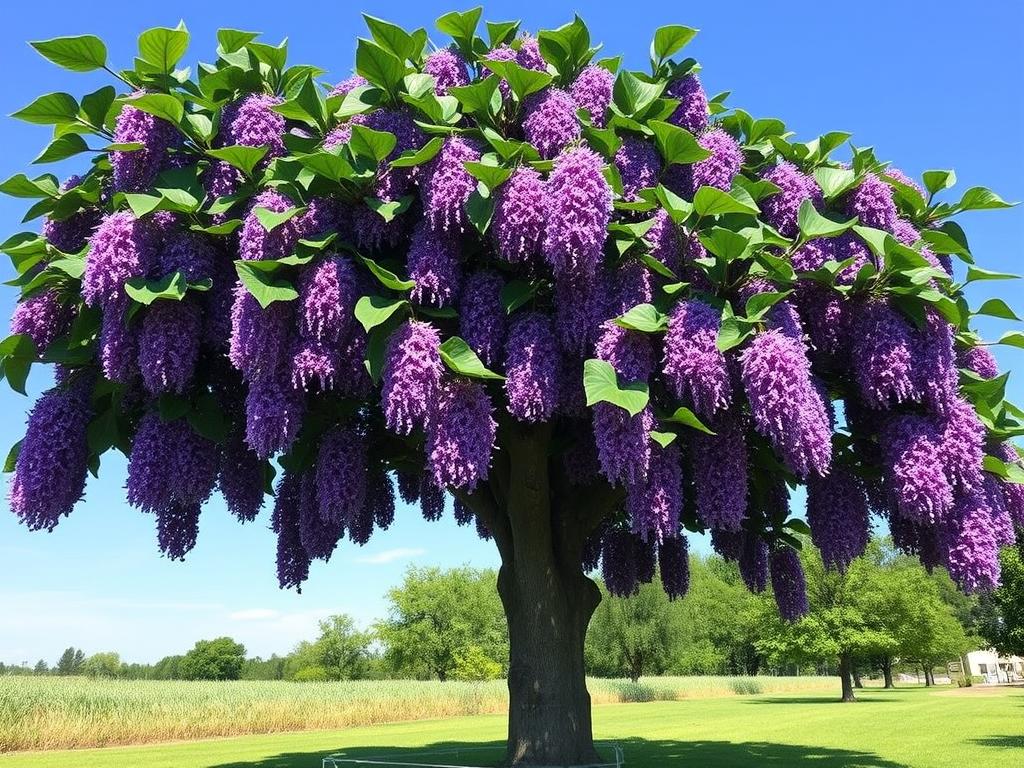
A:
[315,426,368,524]
[459,271,506,367]
[807,467,871,571]
[409,222,462,308]
[523,89,580,160]
[10,290,70,353]
[239,190,335,263]
[99,303,138,383]
[515,35,546,70]
[42,176,99,253]
[218,431,265,522]
[229,286,292,381]
[614,138,661,202]
[126,411,217,516]
[944,491,1001,593]
[381,320,443,435]
[543,147,612,281]
[138,300,201,394]
[503,313,560,422]
[690,412,748,531]
[493,166,546,264]
[84,211,157,308]
[422,137,480,233]
[663,299,732,419]
[272,471,311,591]
[571,65,615,127]
[880,414,953,524]
[844,173,897,232]
[960,346,999,379]
[298,256,357,344]
[760,163,821,238]
[602,529,639,597]
[628,442,683,543]
[427,378,496,491]
[682,129,742,196]
[659,535,690,600]
[666,75,708,134]
[111,99,179,193]
[739,533,769,594]
[770,547,809,622]
[852,299,919,409]
[244,371,304,458]
[424,47,470,95]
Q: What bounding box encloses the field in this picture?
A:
[0,685,1019,768]
[0,675,838,752]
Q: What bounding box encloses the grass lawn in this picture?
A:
[0,685,1020,767]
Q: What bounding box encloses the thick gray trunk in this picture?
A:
[839,652,856,702]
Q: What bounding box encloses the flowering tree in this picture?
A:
[2,12,1021,764]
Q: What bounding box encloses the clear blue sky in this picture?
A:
[0,1,1021,666]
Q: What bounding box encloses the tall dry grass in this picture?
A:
[0,675,838,752]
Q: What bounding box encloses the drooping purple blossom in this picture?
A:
[111,99,179,193]
[739,532,769,594]
[42,176,99,253]
[658,535,690,600]
[220,94,286,158]
[852,299,919,409]
[960,346,999,379]
[419,476,445,521]
[542,147,612,281]
[691,412,749,532]
[329,75,369,97]
[458,271,506,367]
[680,129,742,196]
[504,312,561,423]
[334,328,373,398]
[613,260,652,315]
[879,413,953,524]
[627,442,682,543]
[8,376,91,531]
[938,395,985,493]
[381,320,443,435]
[424,47,470,95]
[272,470,310,591]
[570,65,614,127]
[844,173,897,232]
[760,162,821,238]
[918,310,957,416]
[299,472,343,561]
[493,166,546,264]
[944,490,1001,593]
[645,209,682,274]
[426,378,496,491]
[408,222,462,308]
[290,338,337,392]
[126,411,218,514]
[515,35,546,70]
[523,88,580,160]
[740,329,832,478]
[602,529,639,597]
[666,75,708,134]
[807,467,871,572]
[229,284,292,381]
[99,302,138,384]
[396,471,420,505]
[422,137,480,233]
[138,300,201,395]
[298,255,358,344]
[614,137,661,202]
[663,299,732,419]
[636,536,657,585]
[10,290,71,353]
[368,466,396,530]
[315,425,368,525]
[218,431,265,522]
[244,370,304,458]
[770,546,809,621]
[238,190,335,263]
[84,211,157,308]
[156,502,201,561]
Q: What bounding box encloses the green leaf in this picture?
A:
[273,75,326,129]
[0,334,38,394]
[254,205,305,232]
[797,199,856,239]
[650,430,677,448]
[648,120,711,166]
[613,70,665,116]
[716,305,754,352]
[248,40,288,72]
[355,295,409,333]
[965,266,1018,284]
[3,439,22,473]
[298,151,353,183]
[745,290,791,320]
[463,161,513,191]
[390,136,444,168]
[355,38,407,94]
[956,186,1015,212]
[30,35,107,72]
[436,7,483,49]
[974,299,1021,321]
[481,59,552,100]
[922,169,956,196]
[124,271,188,305]
[662,406,714,435]
[813,167,856,200]
[123,193,163,218]
[32,133,89,164]
[651,25,698,62]
[235,261,299,309]
[359,255,414,291]
[350,124,398,163]
[138,22,190,73]
[126,93,183,125]
[48,256,86,279]
[11,92,79,125]
[583,358,649,417]
[997,332,1024,349]
[206,145,269,177]
[785,518,812,536]
[698,227,752,261]
[500,279,537,313]
[449,76,500,116]
[365,195,413,223]
[694,186,760,218]
[438,336,504,380]
[80,85,116,129]
[614,303,667,333]
[190,219,243,236]
[486,20,520,48]
[465,189,494,235]
[217,28,259,53]
[363,15,418,62]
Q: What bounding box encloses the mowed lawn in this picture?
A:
[1,686,1020,768]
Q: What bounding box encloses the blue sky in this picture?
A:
[1,1,1022,666]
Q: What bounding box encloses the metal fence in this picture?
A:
[322,742,625,768]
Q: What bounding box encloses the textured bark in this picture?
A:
[852,668,864,689]
[839,652,857,702]
[882,658,895,689]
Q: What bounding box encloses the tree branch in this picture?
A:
[453,484,513,564]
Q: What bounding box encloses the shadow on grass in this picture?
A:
[209,738,909,768]
[971,735,1024,749]
[743,696,899,705]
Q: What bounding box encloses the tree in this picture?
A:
[178,638,246,681]
[82,652,123,678]
[4,12,1018,765]
[285,615,373,680]
[54,647,85,676]
[151,655,184,680]
[33,659,48,675]
[377,566,506,681]
[587,578,678,681]
[982,547,1024,656]
[452,646,503,681]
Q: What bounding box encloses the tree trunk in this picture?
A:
[852,668,863,689]
[882,660,894,689]
[839,652,856,702]
[924,667,933,686]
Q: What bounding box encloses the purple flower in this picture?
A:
[663,299,732,419]
[335,327,373,398]
[239,190,335,263]
[298,255,358,344]
[424,47,469,95]
[740,329,832,478]
[770,546,809,621]
[419,476,445,521]
[807,467,871,572]
[153,502,199,560]
[347,496,376,546]
[995,443,1024,528]
[158,231,216,282]
[602,529,639,597]
[515,35,546,70]
[422,137,480,233]
[944,490,1001,593]
[221,95,286,158]
[299,472,343,561]
[453,497,474,526]
[543,147,612,281]
[315,425,368,525]
[760,162,821,238]
[10,290,71,353]
[361,109,426,201]
[138,300,201,394]
[8,377,91,531]
[427,378,496,491]
[613,260,652,315]
[218,431,265,522]
[330,75,368,97]
[918,311,957,416]
[42,176,100,253]
[523,88,580,160]
[627,442,682,543]
[739,533,769,594]
[659,535,690,600]
[880,414,953,524]
[493,166,546,264]
[229,284,292,381]
[844,173,897,232]
[244,370,304,458]
[645,209,682,274]
[505,312,561,422]
[960,346,999,379]
[614,137,661,202]
[884,167,925,198]
[680,129,742,196]
[290,338,337,392]
[570,65,615,128]
[691,412,749,531]
[126,411,218,514]
[408,221,462,308]
[84,211,157,308]
[938,396,985,493]
[666,75,708,134]
[483,45,518,100]
[396,471,420,504]
[111,100,178,193]
[459,270,506,367]
[100,302,138,383]
[554,269,609,357]
[368,466,396,530]
[381,320,443,435]
[272,470,311,591]
[852,299,918,409]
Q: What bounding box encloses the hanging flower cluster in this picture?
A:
[3,13,1019,609]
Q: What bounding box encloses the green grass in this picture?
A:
[0,685,1020,767]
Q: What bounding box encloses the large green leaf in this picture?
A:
[797,200,856,239]
[124,272,189,304]
[438,336,504,380]
[648,120,711,166]
[30,35,107,72]
[206,145,269,177]
[359,255,415,291]
[32,134,89,164]
[390,136,444,168]
[126,93,184,125]
[651,25,698,63]
[235,261,299,309]
[254,205,305,232]
[662,406,714,435]
[350,124,398,163]
[614,303,667,333]
[694,186,760,218]
[355,38,407,94]
[138,22,189,73]
[480,59,552,101]
[612,70,665,116]
[355,295,409,332]
[12,93,80,125]
[974,299,1021,321]
[583,358,649,417]
[813,167,856,200]
[956,186,1015,212]
[0,173,60,199]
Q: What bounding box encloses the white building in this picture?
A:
[962,650,1024,684]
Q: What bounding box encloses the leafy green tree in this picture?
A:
[377,566,506,681]
[152,655,183,680]
[33,659,49,675]
[54,647,85,676]
[178,638,246,681]
[285,615,373,681]
[241,655,287,680]
[82,652,123,678]
[452,645,503,681]
[983,547,1024,656]
[587,578,678,682]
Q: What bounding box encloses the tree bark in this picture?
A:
[852,668,864,689]
[924,667,933,686]
[882,658,895,689]
[839,652,856,702]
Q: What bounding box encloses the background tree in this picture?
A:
[377,566,506,681]
[587,578,679,681]
[982,547,1024,656]
[54,647,85,676]
[32,660,48,675]
[3,11,1019,764]
[178,638,246,681]
[284,614,373,680]
[81,652,123,678]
